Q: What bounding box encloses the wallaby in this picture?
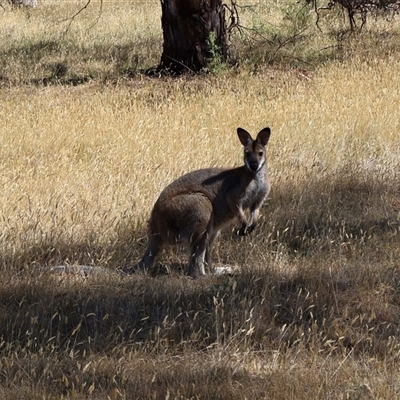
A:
[133,127,271,278]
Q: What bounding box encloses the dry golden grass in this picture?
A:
[0,0,162,84]
[0,1,400,399]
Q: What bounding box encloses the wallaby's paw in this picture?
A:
[237,223,257,236]
[213,266,236,276]
[236,226,250,236]
[186,269,207,279]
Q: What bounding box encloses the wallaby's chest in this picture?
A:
[240,177,268,208]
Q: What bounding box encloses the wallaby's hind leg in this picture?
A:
[159,194,211,278]
[188,230,219,278]
[187,231,208,278]
[135,234,162,272]
[187,222,218,278]
[204,229,220,273]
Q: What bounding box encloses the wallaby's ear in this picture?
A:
[256,127,271,146]
[237,128,253,147]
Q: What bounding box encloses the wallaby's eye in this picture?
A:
[258,151,264,157]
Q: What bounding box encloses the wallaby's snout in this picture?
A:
[245,147,264,172]
[131,126,271,278]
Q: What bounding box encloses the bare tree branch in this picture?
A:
[311,0,400,31]
[58,0,103,34]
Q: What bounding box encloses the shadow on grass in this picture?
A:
[0,39,151,86]
[2,28,400,87]
[1,257,399,358]
[2,165,398,273]
[264,164,399,255]
[0,168,399,358]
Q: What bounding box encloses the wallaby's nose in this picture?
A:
[248,161,260,172]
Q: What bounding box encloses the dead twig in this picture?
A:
[58,0,103,34]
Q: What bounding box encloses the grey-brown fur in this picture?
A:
[133,127,271,278]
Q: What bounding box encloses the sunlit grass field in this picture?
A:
[0,1,400,399]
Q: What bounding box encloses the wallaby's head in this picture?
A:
[237,127,271,173]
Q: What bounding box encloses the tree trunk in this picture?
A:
[158,0,227,74]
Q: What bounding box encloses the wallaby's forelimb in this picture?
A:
[236,203,262,236]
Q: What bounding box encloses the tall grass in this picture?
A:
[0,0,161,84]
[0,1,400,399]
